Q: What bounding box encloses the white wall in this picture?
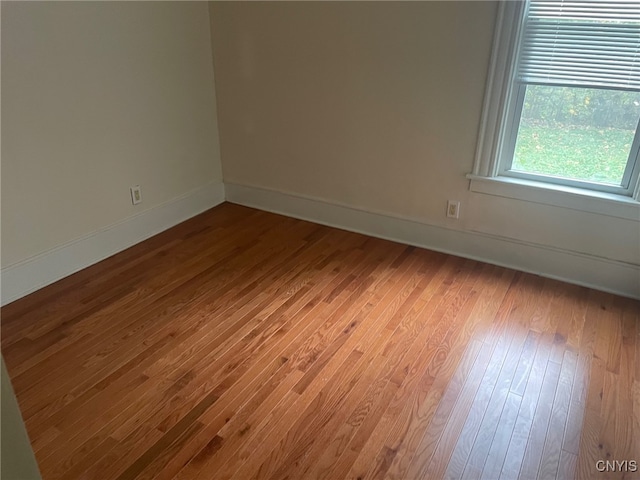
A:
[211,2,639,297]
[1,2,224,302]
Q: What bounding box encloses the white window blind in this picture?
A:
[517,0,640,90]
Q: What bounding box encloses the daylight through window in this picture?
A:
[475,0,640,198]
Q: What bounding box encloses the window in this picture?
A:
[471,0,640,204]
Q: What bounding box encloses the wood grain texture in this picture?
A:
[2,203,638,480]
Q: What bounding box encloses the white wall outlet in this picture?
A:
[446,200,460,219]
[130,185,142,205]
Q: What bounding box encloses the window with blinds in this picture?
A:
[486,0,640,196]
[517,1,640,90]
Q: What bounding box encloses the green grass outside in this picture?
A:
[512,122,635,185]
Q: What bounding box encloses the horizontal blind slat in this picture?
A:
[517,0,640,90]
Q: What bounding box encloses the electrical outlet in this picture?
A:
[130,185,142,205]
[446,200,460,219]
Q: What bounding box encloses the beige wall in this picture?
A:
[1,1,636,288]
[212,1,493,219]
[210,2,639,268]
[2,1,223,268]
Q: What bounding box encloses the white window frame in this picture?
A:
[469,0,640,221]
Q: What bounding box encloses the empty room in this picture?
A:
[1,1,638,479]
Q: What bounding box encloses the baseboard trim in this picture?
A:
[1,182,226,306]
[225,182,640,300]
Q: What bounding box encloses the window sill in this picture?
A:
[467,174,640,221]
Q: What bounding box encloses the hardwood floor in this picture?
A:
[2,203,638,480]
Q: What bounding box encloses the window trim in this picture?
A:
[471,0,640,207]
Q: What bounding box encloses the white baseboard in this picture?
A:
[5,180,637,305]
[225,182,640,300]
[1,182,226,306]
